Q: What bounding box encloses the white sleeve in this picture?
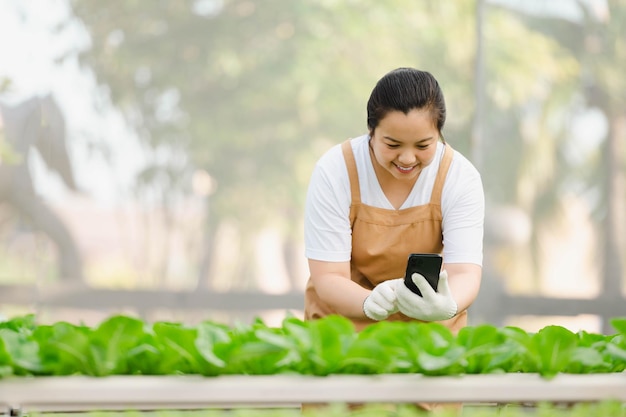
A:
[441,155,485,266]
[304,148,353,262]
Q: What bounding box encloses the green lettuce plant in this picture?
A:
[0,314,624,378]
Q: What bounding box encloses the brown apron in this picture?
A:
[302,139,466,413]
[304,139,467,333]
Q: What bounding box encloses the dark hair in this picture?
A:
[366,68,446,141]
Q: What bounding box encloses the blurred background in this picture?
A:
[0,0,623,333]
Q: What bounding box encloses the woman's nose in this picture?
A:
[398,149,417,165]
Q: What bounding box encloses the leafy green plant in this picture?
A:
[34,321,97,375]
[90,315,160,375]
[340,321,411,374]
[0,314,625,378]
[528,325,579,378]
[605,317,626,373]
[457,324,516,374]
[212,318,287,375]
[0,326,41,375]
[406,322,465,376]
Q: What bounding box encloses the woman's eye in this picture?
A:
[387,144,400,149]
[417,145,429,150]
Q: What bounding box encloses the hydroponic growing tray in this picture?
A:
[1,373,625,415]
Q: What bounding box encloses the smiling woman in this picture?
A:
[302,68,485,411]
[303,67,485,332]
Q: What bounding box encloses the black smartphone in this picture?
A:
[403,253,443,296]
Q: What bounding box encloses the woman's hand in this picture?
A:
[395,270,457,321]
[363,279,401,320]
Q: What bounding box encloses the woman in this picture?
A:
[304,67,484,333]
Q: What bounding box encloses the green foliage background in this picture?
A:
[68,0,624,290]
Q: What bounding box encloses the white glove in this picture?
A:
[395,270,457,321]
[363,279,401,321]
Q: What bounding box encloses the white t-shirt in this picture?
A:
[304,134,484,266]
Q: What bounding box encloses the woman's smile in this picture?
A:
[394,163,419,174]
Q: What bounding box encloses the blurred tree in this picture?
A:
[576,0,625,303]
[472,2,582,295]
[491,0,625,318]
[0,94,83,283]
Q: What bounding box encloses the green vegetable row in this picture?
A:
[1,314,625,378]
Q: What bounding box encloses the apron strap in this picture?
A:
[341,140,361,204]
[430,143,454,205]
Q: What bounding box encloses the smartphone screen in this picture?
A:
[403,253,443,296]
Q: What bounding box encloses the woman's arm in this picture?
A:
[308,259,373,320]
[443,262,482,314]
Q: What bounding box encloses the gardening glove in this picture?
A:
[395,270,457,321]
[363,279,400,321]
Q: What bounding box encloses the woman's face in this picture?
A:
[370,108,440,182]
